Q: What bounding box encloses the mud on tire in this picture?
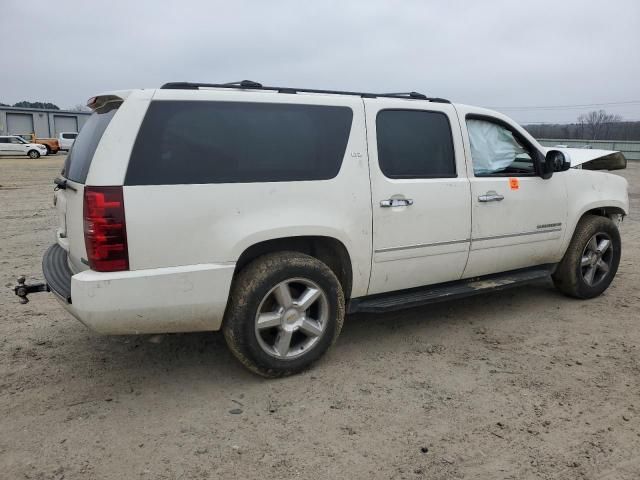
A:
[222,251,345,378]
[552,214,621,299]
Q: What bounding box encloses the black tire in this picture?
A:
[27,150,40,159]
[223,251,345,378]
[552,214,621,299]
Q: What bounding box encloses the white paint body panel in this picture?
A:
[559,169,629,254]
[59,263,235,334]
[123,90,373,299]
[49,90,629,335]
[455,105,568,278]
[364,98,471,294]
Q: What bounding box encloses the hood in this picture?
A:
[544,147,627,171]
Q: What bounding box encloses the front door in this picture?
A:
[365,99,471,295]
[8,137,26,155]
[460,113,568,278]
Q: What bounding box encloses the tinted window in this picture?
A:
[126,101,353,185]
[376,110,455,178]
[0,138,8,143]
[62,102,119,183]
[62,133,77,139]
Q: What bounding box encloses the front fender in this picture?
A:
[559,169,629,257]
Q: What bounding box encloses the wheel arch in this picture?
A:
[582,205,626,219]
[559,202,627,262]
[234,236,354,300]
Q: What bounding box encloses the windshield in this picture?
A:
[13,137,27,144]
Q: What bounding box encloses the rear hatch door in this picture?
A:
[56,100,121,273]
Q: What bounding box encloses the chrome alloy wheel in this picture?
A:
[580,232,613,287]
[254,278,329,359]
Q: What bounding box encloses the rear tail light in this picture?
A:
[83,186,129,272]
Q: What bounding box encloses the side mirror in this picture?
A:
[539,150,570,179]
[547,149,571,172]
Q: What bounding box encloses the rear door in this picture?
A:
[365,99,471,295]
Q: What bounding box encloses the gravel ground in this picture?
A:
[1,155,639,480]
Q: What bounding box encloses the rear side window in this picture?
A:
[376,110,456,178]
[62,102,119,183]
[125,101,353,185]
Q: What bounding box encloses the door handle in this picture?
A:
[380,198,414,208]
[478,191,504,202]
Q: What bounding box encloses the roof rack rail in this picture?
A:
[383,92,428,100]
[160,81,450,103]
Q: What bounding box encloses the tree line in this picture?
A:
[0,100,61,110]
[524,110,640,141]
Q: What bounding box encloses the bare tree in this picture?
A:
[577,110,622,140]
[69,104,91,112]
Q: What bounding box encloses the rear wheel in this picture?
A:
[552,214,621,299]
[27,150,40,159]
[223,252,345,377]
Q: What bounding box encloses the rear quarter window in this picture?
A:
[125,101,353,185]
[62,102,119,183]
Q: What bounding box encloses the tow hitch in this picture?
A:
[14,276,49,304]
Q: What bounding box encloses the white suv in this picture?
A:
[0,135,48,158]
[17,81,629,377]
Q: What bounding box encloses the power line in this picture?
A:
[487,100,640,111]
[518,118,640,125]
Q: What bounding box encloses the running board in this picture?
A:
[348,265,554,314]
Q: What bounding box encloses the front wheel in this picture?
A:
[223,252,345,377]
[552,214,621,299]
[27,150,40,159]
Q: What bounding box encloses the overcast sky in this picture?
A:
[2,0,639,123]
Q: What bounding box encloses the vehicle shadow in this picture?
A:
[51,279,563,388]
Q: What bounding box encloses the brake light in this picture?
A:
[83,186,129,272]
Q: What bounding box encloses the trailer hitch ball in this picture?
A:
[14,276,49,304]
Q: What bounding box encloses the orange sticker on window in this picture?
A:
[509,177,520,190]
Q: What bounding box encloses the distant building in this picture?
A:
[0,106,91,138]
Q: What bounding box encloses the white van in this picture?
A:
[16,81,629,377]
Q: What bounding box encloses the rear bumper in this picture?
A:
[43,244,235,334]
[42,244,72,303]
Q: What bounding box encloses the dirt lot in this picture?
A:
[1,155,639,480]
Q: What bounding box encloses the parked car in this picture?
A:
[0,135,48,158]
[58,132,78,151]
[17,133,60,155]
[16,81,629,377]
